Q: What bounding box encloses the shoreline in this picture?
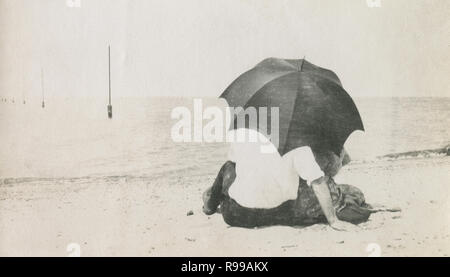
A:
[377,145,450,160]
[1,145,449,182]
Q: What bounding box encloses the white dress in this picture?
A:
[227,128,324,209]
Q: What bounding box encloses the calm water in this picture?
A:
[0,97,449,178]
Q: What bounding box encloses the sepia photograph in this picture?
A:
[0,0,449,260]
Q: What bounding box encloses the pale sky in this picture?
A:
[0,0,449,99]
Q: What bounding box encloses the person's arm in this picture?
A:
[310,176,336,223]
[311,176,357,231]
[293,147,356,231]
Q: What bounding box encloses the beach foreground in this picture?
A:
[1,155,449,257]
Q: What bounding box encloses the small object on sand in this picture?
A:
[281,244,298,249]
[369,205,402,213]
[186,210,194,216]
[337,240,345,244]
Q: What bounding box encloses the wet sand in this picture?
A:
[0,155,449,256]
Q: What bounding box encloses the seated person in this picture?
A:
[202,129,386,231]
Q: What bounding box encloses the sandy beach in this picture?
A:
[1,154,449,257]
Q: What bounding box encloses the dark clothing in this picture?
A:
[204,161,373,228]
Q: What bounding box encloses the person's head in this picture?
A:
[312,147,349,177]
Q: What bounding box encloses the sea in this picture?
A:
[0,97,449,179]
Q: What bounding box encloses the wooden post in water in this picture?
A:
[41,68,45,108]
[107,45,112,119]
[299,56,306,72]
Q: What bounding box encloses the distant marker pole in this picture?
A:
[41,68,45,108]
[107,45,112,119]
[300,56,306,72]
[22,72,26,104]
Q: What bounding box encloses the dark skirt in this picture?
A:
[204,161,374,228]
